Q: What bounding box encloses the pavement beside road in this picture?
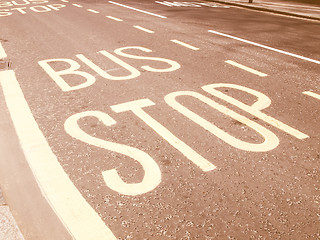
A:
[0,187,24,240]
[1,42,24,240]
[207,0,320,21]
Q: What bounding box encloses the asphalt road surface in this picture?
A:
[0,0,319,239]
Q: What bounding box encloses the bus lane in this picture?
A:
[1,1,320,239]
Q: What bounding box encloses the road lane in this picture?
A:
[1,0,319,239]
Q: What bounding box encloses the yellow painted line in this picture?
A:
[170,40,199,50]
[106,15,123,21]
[303,91,320,100]
[72,4,83,7]
[0,70,117,240]
[225,60,268,77]
[87,9,99,13]
[133,25,154,33]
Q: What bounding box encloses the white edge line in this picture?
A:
[209,30,320,65]
[0,70,117,240]
[134,26,154,33]
[109,1,167,18]
[170,40,199,50]
[106,16,123,21]
[303,91,320,100]
[72,4,83,7]
[0,42,7,59]
[87,9,99,13]
[225,60,268,77]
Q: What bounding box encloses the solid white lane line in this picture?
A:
[87,9,99,13]
[303,91,320,100]
[0,70,117,240]
[225,60,268,77]
[72,4,83,7]
[106,15,123,21]
[209,30,320,65]
[134,26,154,33]
[170,40,199,50]
[109,1,167,18]
[0,42,7,59]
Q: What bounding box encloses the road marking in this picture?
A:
[170,40,199,50]
[134,25,154,33]
[0,4,66,15]
[202,83,309,140]
[72,4,83,7]
[225,60,268,77]
[106,15,123,21]
[61,0,69,2]
[209,30,320,65]
[114,46,181,73]
[0,42,7,59]
[111,99,216,172]
[165,91,279,152]
[87,9,99,13]
[0,70,117,240]
[76,50,141,80]
[155,1,230,8]
[155,1,185,7]
[303,91,320,100]
[156,1,200,7]
[65,111,162,196]
[109,1,167,18]
[38,58,97,92]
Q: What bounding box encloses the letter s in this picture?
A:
[64,111,161,196]
[0,9,12,17]
[114,46,181,73]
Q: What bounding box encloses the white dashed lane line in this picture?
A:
[303,91,320,100]
[209,30,320,65]
[106,16,123,21]
[225,60,268,77]
[170,40,199,50]
[109,1,167,18]
[72,4,83,7]
[61,0,69,2]
[134,26,154,33]
[87,9,100,13]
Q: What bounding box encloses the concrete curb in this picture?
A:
[206,0,320,21]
